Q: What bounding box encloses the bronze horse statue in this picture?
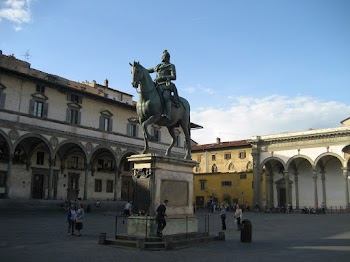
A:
[130,61,191,160]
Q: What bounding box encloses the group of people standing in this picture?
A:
[220,204,243,231]
[66,201,85,236]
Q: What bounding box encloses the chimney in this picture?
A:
[216,137,221,144]
[104,79,109,87]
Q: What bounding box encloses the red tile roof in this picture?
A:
[191,140,250,151]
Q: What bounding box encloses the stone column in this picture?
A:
[284,171,290,206]
[114,168,119,201]
[293,171,299,209]
[312,169,318,207]
[265,174,271,208]
[270,172,275,207]
[5,154,13,199]
[320,170,327,207]
[48,159,55,199]
[252,151,262,206]
[84,163,90,200]
[342,168,349,208]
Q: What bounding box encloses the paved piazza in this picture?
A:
[1,207,349,262]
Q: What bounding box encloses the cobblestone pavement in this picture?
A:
[1,208,349,262]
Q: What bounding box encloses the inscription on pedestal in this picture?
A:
[134,176,151,214]
[161,180,189,206]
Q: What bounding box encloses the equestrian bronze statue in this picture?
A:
[130,59,191,160]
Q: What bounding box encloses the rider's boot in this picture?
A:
[163,100,171,120]
[161,98,171,120]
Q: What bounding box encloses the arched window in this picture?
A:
[228,163,234,171]
[246,161,253,170]
[212,164,218,173]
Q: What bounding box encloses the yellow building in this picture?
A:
[192,138,260,209]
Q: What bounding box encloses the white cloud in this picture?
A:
[0,0,32,27]
[184,86,196,94]
[183,84,215,95]
[191,95,350,144]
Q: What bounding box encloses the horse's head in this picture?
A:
[129,61,143,88]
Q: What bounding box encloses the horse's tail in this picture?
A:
[179,97,191,150]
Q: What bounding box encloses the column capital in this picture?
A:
[85,163,91,170]
[49,158,55,167]
[341,167,349,177]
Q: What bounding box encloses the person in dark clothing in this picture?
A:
[156,200,168,236]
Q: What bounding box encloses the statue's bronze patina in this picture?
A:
[130,52,191,160]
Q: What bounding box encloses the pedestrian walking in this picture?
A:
[156,200,168,236]
[122,201,132,224]
[220,205,227,230]
[234,204,243,231]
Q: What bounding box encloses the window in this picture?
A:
[240,174,247,179]
[200,180,206,190]
[69,94,82,104]
[0,171,6,187]
[33,101,43,117]
[127,122,138,137]
[212,164,218,173]
[104,160,113,170]
[29,98,48,118]
[95,179,102,192]
[67,108,81,125]
[124,161,131,171]
[152,128,161,142]
[106,180,113,193]
[176,134,181,146]
[67,156,83,169]
[224,153,231,160]
[246,161,253,170]
[36,151,44,165]
[228,163,234,171]
[197,155,201,163]
[36,84,45,93]
[99,110,113,132]
[212,154,216,161]
[221,181,232,186]
[239,151,246,159]
[103,117,111,131]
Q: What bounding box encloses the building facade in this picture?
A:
[249,123,350,209]
[192,138,257,208]
[0,51,186,201]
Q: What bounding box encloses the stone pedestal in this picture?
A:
[127,154,197,237]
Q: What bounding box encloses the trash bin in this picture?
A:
[98,233,106,244]
[240,219,252,243]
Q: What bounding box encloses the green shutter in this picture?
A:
[99,116,104,130]
[0,92,6,109]
[43,102,49,118]
[78,111,81,125]
[108,118,113,132]
[29,99,35,115]
[127,123,130,136]
[66,109,71,123]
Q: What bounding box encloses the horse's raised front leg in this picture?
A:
[140,115,161,154]
[165,125,177,157]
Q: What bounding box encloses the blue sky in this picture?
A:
[1,0,350,144]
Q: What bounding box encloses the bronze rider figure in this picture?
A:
[147,50,179,120]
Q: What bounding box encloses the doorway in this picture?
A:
[32,174,44,199]
[67,174,79,200]
[278,188,286,207]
